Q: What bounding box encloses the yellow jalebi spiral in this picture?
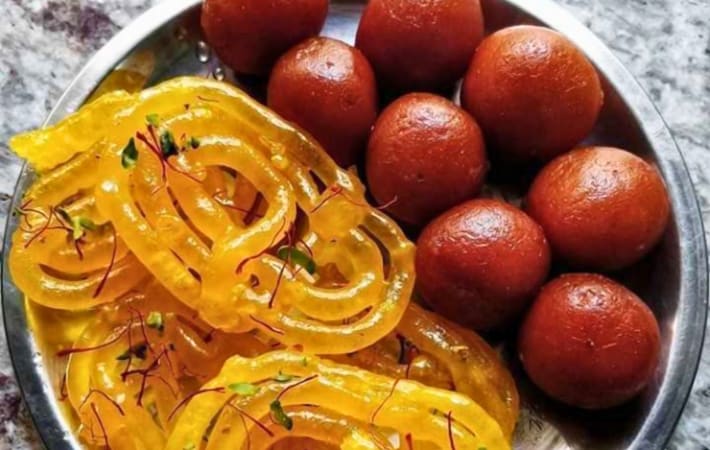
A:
[338,303,520,440]
[210,405,397,450]
[9,76,416,354]
[9,146,148,309]
[63,279,270,450]
[9,76,520,448]
[164,351,510,450]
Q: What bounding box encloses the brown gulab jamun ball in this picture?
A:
[519,273,661,409]
[526,146,670,271]
[366,93,487,225]
[201,0,328,75]
[416,199,551,332]
[461,25,604,162]
[356,0,484,92]
[268,37,378,168]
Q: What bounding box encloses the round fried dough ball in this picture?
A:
[356,0,484,92]
[201,0,328,75]
[416,199,551,331]
[268,37,378,167]
[526,146,670,270]
[461,25,603,162]
[519,273,661,409]
[366,93,487,225]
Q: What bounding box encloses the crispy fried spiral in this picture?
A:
[11,77,415,355]
[338,303,520,438]
[165,351,509,450]
[64,280,270,449]
[9,77,518,449]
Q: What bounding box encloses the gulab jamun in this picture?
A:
[356,0,484,92]
[519,273,661,409]
[461,25,603,162]
[201,0,328,75]
[366,93,487,225]
[268,37,378,168]
[416,199,550,331]
[526,146,670,270]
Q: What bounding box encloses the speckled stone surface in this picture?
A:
[0,0,708,449]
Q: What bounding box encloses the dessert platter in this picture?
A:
[2,0,707,449]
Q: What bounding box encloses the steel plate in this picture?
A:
[2,0,707,449]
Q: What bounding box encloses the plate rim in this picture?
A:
[2,0,706,449]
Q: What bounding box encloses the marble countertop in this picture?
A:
[0,0,708,448]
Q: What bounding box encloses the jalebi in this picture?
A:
[10,76,415,354]
[64,280,269,449]
[8,76,518,449]
[165,351,509,450]
[338,303,519,438]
